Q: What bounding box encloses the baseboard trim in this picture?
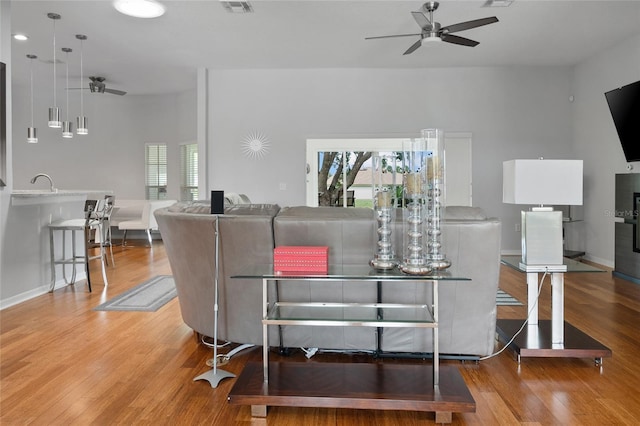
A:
[0,273,87,310]
[613,271,640,285]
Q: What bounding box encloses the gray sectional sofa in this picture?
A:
[155,203,501,357]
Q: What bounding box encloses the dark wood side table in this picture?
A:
[228,265,475,423]
[496,256,612,364]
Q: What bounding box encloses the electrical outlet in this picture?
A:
[279,183,287,190]
[515,223,521,232]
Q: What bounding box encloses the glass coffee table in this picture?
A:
[496,256,612,364]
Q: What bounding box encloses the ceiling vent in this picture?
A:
[483,0,514,6]
[221,1,253,13]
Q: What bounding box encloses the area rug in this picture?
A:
[496,289,523,306]
[94,275,177,312]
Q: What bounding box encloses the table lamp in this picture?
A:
[503,159,583,271]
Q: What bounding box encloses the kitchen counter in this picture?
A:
[1,189,113,307]
[11,190,113,206]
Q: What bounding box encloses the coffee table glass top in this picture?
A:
[501,255,604,273]
[232,264,469,281]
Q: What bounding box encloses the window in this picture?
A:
[317,151,372,207]
[180,143,198,201]
[145,144,168,200]
[306,134,472,207]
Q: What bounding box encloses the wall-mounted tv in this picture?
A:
[605,80,640,162]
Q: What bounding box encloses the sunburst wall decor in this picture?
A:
[241,131,270,159]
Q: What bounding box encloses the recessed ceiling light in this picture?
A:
[113,0,166,18]
[13,34,29,41]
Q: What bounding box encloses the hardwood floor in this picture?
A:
[1,243,639,425]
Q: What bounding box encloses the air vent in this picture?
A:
[483,0,514,7]
[221,1,253,13]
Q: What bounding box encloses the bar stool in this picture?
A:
[48,200,108,292]
[92,195,116,267]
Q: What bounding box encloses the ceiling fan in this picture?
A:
[69,76,127,96]
[366,1,499,55]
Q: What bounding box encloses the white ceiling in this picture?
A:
[9,0,640,96]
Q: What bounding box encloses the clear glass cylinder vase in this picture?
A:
[422,128,451,270]
[370,152,398,270]
[399,138,432,275]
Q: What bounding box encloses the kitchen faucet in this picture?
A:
[30,173,57,193]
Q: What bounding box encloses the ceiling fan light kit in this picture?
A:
[423,36,442,44]
[366,1,498,55]
[113,0,166,19]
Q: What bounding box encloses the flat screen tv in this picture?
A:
[605,80,640,162]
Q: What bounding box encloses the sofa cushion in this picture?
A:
[444,206,487,221]
[167,201,280,216]
[167,201,211,214]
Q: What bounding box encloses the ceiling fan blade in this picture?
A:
[411,11,432,30]
[441,17,498,34]
[441,34,479,47]
[366,33,421,40]
[403,39,422,55]
[104,88,127,96]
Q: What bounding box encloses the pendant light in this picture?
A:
[47,13,62,128]
[76,34,88,135]
[26,54,38,144]
[61,47,73,138]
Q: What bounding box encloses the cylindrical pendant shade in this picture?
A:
[48,107,61,128]
[77,116,88,135]
[62,121,73,138]
[27,127,38,144]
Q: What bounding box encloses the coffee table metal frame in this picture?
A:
[234,265,469,386]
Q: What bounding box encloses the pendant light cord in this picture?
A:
[52,18,57,107]
[65,51,69,120]
[30,57,34,127]
[80,39,84,115]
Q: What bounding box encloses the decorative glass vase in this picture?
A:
[399,138,432,275]
[370,152,398,270]
[422,128,451,270]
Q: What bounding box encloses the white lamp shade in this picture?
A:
[503,159,583,206]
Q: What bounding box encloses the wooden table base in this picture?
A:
[496,319,612,362]
[228,361,475,423]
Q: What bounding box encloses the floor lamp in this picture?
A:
[193,215,235,387]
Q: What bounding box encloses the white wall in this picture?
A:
[0,1,13,303]
[11,85,196,200]
[208,66,574,253]
[572,34,640,266]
